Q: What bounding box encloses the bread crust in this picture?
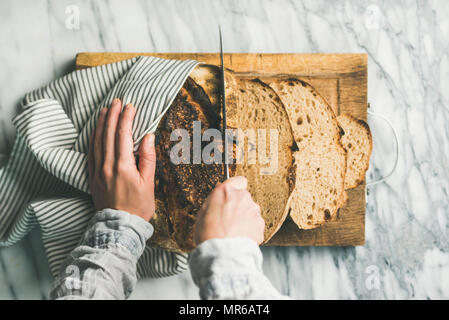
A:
[148,77,231,252]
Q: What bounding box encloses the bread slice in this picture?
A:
[337,114,372,189]
[268,79,347,229]
[225,76,296,242]
[286,144,346,229]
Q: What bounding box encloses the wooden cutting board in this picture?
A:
[76,52,368,246]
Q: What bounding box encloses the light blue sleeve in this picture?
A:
[189,237,291,300]
[50,208,153,300]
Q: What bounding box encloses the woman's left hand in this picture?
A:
[88,98,156,221]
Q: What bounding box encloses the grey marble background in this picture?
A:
[0,0,448,299]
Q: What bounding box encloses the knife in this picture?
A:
[219,26,230,180]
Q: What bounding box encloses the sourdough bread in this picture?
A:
[147,200,181,252]
[226,76,296,242]
[189,64,221,116]
[269,79,347,229]
[192,65,296,242]
[337,114,372,189]
[151,77,229,252]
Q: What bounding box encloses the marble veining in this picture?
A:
[0,0,448,299]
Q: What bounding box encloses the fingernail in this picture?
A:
[127,103,133,110]
[112,98,120,106]
[147,133,155,147]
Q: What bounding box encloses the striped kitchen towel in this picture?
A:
[0,56,199,278]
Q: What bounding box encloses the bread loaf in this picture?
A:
[149,67,372,250]
[150,77,230,252]
[146,199,180,252]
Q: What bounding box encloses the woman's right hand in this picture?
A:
[194,176,265,245]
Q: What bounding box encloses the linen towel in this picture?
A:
[0,56,199,277]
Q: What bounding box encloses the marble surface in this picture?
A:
[0,0,448,300]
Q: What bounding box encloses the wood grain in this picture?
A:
[76,52,368,246]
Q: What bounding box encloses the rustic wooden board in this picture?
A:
[76,52,368,246]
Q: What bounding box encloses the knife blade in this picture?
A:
[219,26,230,180]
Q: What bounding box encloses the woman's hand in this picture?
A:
[194,176,265,245]
[88,98,156,221]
